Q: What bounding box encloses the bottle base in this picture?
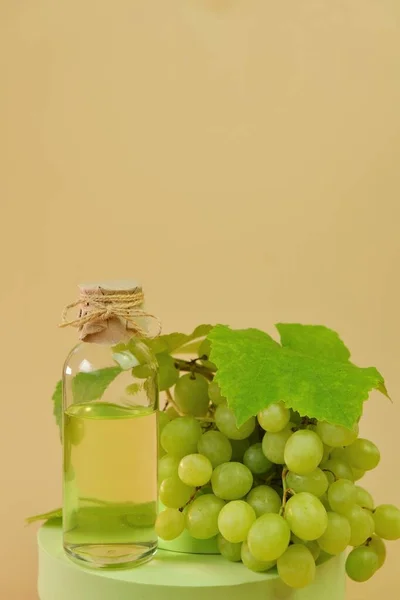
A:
[64,542,157,569]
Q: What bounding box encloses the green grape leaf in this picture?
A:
[112,350,138,370]
[209,324,387,429]
[51,367,123,435]
[52,380,62,431]
[176,339,205,354]
[377,380,391,398]
[26,507,62,525]
[276,323,351,362]
[145,324,214,355]
[72,366,122,403]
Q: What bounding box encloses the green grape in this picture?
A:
[329,447,347,461]
[241,541,276,572]
[373,504,400,540]
[217,534,242,562]
[243,443,273,475]
[178,453,213,487]
[158,410,170,433]
[165,404,180,420]
[285,493,328,541]
[316,421,358,448]
[257,402,290,433]
[270,483,284,499]
[291,535,321,561]
[197,430,232,468]
[174,373,210,417]
[246,485,281,517]
[161,416,202,458]
[368,535,386,568]
[131,363,153,378]
[284,429,324,475]
[345,438,380,471]
[319,493,331,511]
[197,484,213,496]
[211,462,253,500]
[158,454,180,482]
[248,513,291,562]
[230,438,250,461]
[215,405,256,440]
[305,541,321,562]
[155,508,185,540]
[355,486,374,510]
[262,424,293,465]
[198,338,217,371]
[321,459,354,482]
[217,500,256,543]
[287,468,328,498]
[185,494,225,539]
[317,511,351,555]
[277,544,316,589]
[322,444,332,463]
[345,546,379,582]
[208,381,226,406]
[327,479,357,515]
[158,413,169,458]
[159,475,195,509]
[345,505,375,546]
[156,353,179,391]
[352,467,365,481]
[324,471,335,486]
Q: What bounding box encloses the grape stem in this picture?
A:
[165,389,174,405]
[173,358,215,381]
[300,416,317,426]
[163,388,183,415]
[322,468,337,482]
[264,467,278,486]
[179,487,201,512]
[279,467,293,516]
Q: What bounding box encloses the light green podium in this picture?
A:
[38,520,346,600]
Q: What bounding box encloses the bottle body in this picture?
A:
[62,338,159,568]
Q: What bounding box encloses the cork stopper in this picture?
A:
[79,280,141,293]
[60,281,161,344]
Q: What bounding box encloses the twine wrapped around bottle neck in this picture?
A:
[60,285,162,342]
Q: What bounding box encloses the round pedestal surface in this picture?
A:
[38,520,346,600]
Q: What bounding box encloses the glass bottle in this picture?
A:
[62,282,159,569]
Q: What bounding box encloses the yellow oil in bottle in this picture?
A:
[63,402,157,568]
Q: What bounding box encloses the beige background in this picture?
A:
[1,1,400,598]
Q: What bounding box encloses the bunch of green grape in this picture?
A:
[155,341,400,590]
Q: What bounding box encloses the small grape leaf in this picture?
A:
[125,382,143,395]
[52,380,62,432]
[72,366,122,404]
[26,508,62,525]
[209,324,388,429]
[145,324,213,355]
